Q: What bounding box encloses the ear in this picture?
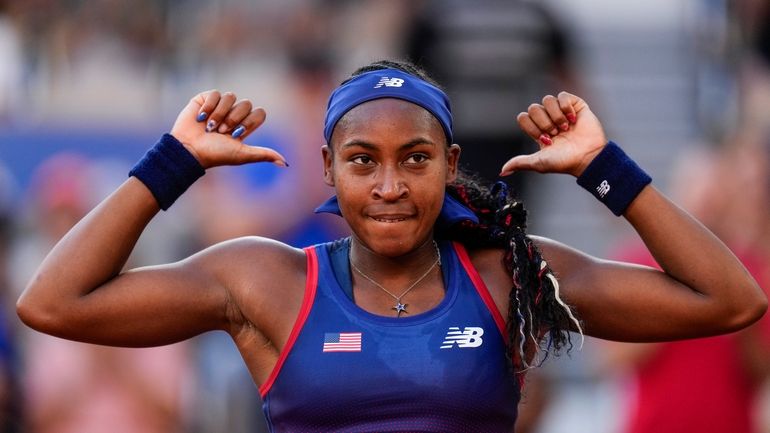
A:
[445,144,461,184]
[322,145,335,186]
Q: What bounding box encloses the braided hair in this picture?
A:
[346,60,584,377]
[442,173,583,377]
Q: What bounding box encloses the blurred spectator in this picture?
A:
[1,0,172,125]
[750,1,770,64]
[692,0,770,141]
[0,162,21,432]
[183,2,344,248]
[689,0,741,141]
[11,154,194,433]
[604,144,770,433]
[0,0,23,124]
[404,0,580,197]
[1,0,409,127]
[331,0,411,74]
[24,339,192,433]
[739,0,770,136]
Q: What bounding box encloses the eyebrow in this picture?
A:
[340,137,437,151]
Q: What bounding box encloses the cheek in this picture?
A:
[425,184,447,214]
[412,172,448,212]
[333,175,367,212]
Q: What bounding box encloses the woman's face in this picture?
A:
[323,98,460,257]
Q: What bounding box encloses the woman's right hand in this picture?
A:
[170,90,288,169]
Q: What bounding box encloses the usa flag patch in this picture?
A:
[323,332,362,352]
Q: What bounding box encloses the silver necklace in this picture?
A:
[350,241,441,317]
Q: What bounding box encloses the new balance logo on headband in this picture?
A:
[374,77,405,89]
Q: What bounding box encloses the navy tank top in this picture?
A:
[259,239,519,432]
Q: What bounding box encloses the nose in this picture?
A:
[372,166,409,202]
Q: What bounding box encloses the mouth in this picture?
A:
[368,214,413,223]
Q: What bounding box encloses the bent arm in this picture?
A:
[17,176,305,347]
[17,90,293,347]
[16,178,230,346]
[536,186,767,342]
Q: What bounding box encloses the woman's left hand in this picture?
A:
[500,92,607,177]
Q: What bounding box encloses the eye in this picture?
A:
[351,155,375,165]
[404,153,429,165]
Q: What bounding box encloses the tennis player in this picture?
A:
[17,60,767,432]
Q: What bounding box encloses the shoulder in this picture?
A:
[460,235,590,317]
[462,235,586,280]
[193,235,307,266]
[184,236,308,284]
[463,245,510,318]
[192,236,312,337]
[230,235,310,283]
[188,236,308,307]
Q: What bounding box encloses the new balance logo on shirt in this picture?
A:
[374,77,405,88]
[596,180,611,198]
[440,327,484,349]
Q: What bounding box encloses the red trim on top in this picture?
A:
[452,242,508,340]
[259,246,319,398]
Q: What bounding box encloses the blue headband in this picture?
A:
[314,193,478,229]
[323,68,453,144]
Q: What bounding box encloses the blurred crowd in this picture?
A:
[0,0,769,432]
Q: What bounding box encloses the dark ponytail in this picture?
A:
[441,173,583,378]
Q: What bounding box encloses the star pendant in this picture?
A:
[393,302,408,317]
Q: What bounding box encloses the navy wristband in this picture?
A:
[576,141,651,216]
[129,133,205,210]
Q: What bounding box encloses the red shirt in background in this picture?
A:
[615,244,770,433]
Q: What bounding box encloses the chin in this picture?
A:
[372,240,415,257]
[359,225,430,257]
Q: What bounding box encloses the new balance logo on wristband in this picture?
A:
[596,180,611,198]
[374,77,405,88]
[440,327,484,349]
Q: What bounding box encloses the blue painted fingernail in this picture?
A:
[231,125,245,138]
[196,112,207,122]
[206,119,216,132]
